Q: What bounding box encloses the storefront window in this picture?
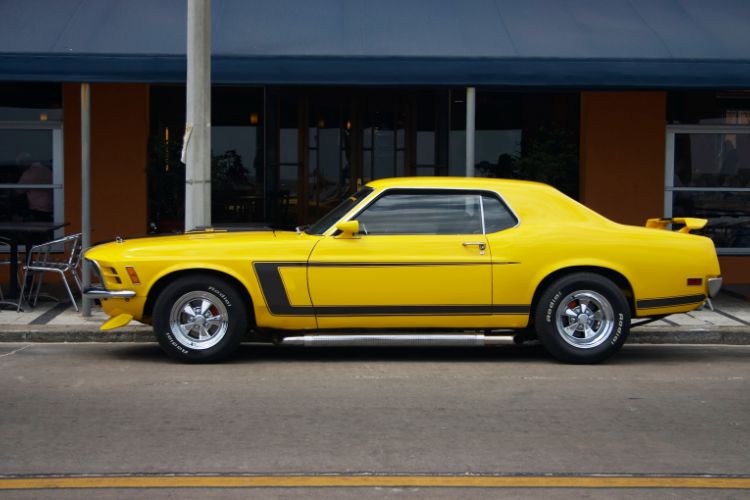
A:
[210,88,264,226]
[307,97,352,221]
[0,83,63,226]
[666,127,750,254]
[415,90,449,176]
[669,91,750,125]
[450,90,579,198]
[148,86,264,231]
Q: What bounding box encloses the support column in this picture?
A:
[81,83,92,317]
[465,87,476,177]
[184,0,212,230]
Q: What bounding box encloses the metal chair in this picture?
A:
[17,233,83,312]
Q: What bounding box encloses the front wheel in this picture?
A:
[153,274,248,363]
[534,273,630,364]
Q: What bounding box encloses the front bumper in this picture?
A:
[708,277,723,298]
[83,287,136,299]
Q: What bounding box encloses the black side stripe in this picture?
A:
[313,304,530,317]
[252,261,529,317]
[636,294,706,309]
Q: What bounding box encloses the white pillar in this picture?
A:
[184,0,212,230]
[465,87,476,177]
[81,83,92,316]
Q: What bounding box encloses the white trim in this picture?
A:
[666,124,750,134]
[53,127,65,238]
[0,121,62,130]
[668,187,750,192]
[664,129,675,218]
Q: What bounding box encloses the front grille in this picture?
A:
[87,259,121,286]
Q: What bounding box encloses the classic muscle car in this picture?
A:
[84,177,722,363]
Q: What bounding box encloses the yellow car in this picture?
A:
[84,177,722,363]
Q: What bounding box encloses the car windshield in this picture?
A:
[305,187,373,235]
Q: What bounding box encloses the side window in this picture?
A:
[357,192,483,235]
[482,195,517,233]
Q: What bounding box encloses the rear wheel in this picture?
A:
[153,274,247,363]
[534,273,630,363]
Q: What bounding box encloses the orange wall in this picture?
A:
[719,257,750,285]
[580,91,666,225]
[580,91,748,285]
[63,84,149,244]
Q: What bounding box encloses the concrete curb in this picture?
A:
[628,327,750,345]
[1,325,749,344]
[0,324,154,343]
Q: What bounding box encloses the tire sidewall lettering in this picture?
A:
[545,292,562,323]
[164,330,189,354]
[207,285,232,308]
[610,312,624,345]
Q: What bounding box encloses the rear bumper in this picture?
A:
[83,287,136,299]
[708,277,723,298]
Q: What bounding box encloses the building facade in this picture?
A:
[0,1,749,283]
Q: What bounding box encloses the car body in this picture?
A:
[84,177,722,363]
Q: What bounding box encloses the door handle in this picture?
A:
[462,241,486,255]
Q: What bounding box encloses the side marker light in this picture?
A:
[125,266,141,285]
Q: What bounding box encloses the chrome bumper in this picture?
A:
[707,277,723,298]
[83,287,136,299]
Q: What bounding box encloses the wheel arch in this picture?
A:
[142,269,255,326]
[530,266,635,321]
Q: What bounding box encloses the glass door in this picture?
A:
[362,94,407,184]
[307,96,353,221]
[665,125,750,254]
[0,123,64,228]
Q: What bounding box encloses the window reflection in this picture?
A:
[670,131,750,252]
[210,87,264,226]
[674,133,750,188]
[0,129,56,222]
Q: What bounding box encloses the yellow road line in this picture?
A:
[1,475,749,490]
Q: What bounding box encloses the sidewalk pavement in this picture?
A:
[1,291,749,344]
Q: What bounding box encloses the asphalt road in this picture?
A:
[0,342,748,499]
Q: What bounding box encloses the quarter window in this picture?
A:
[481,195,517,233]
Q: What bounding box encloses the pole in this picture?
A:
[81,83,92,316]
[465,87,476,177]
[184,0,212,230]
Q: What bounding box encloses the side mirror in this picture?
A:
[335,220,360,238]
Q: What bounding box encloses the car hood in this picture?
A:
[84,229,303,261]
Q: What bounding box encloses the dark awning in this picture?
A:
[1,0,749,87]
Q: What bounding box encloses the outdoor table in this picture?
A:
[0,221,69,308]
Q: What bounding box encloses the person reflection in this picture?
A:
[16,152,53,221]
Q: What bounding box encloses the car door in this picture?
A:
[307,189,494,329]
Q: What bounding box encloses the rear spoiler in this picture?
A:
[645,217,707,233]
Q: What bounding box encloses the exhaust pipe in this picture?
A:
[280,333,517,347]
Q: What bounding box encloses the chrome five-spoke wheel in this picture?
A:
[554,290,614,349]
[168,291,229,350]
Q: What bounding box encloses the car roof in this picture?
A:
[365,176,551,191]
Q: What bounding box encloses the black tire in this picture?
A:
[152,274,247,363]
[534,273,630,364]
